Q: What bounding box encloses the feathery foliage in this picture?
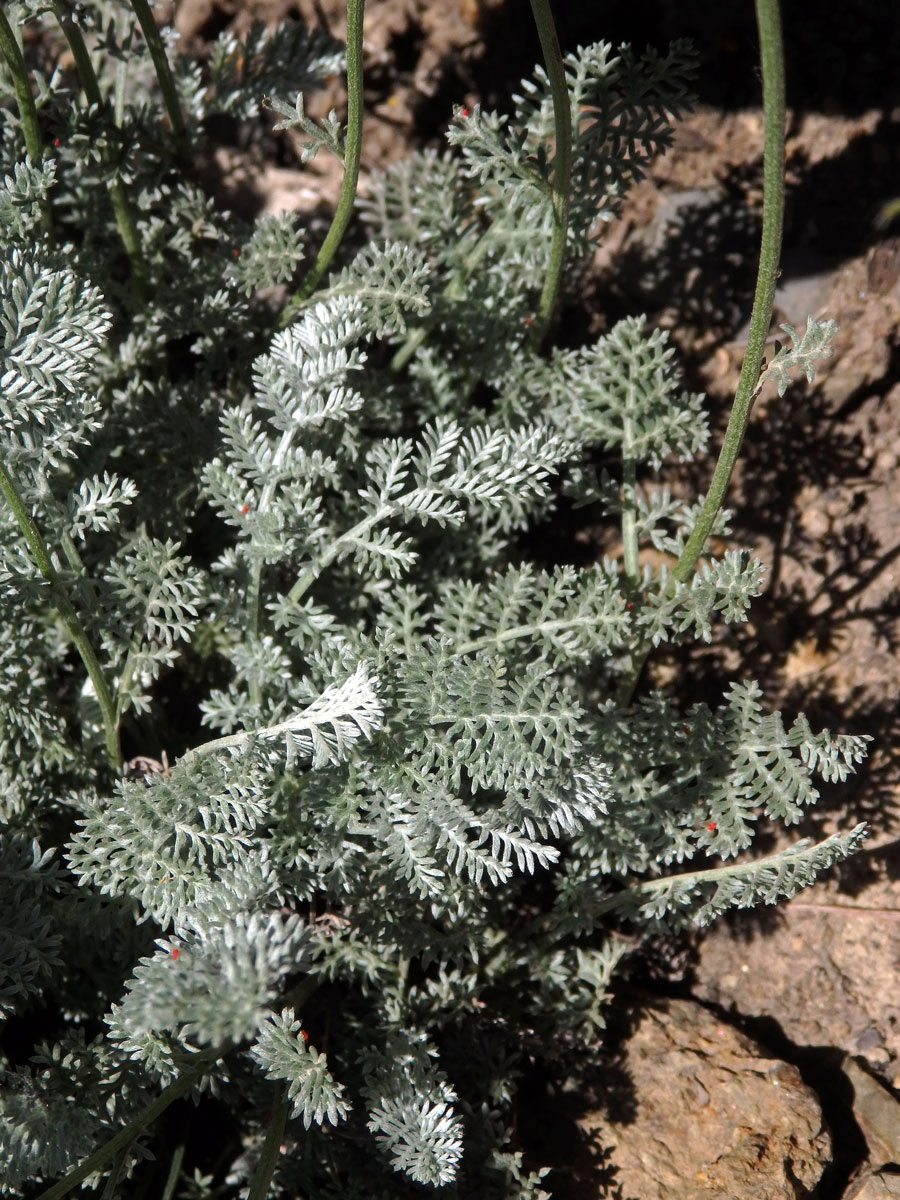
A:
[0,2,865,1195]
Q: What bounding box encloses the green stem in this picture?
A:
[128,0,189,158]
[286,507,384,606]
[35,1050,223,1200]
[246,426,295,707]
[281,0,365,324]
[58,522,104,617]
[389,323,430,373]
[0,461,120,773]
[99,1141,135,1200]
[528,0,572,345]
[159,1134,188,1200]
[0,8,53,239]
[179,703,347,764]
[52,4,148,307]
[388,0,568,367]
[247,1085,290,1200]
[114,53,128,126]
[388,229,492,372]
[616,0,785,707]
[621,453,639,587]
[591,834,836,922]
[672,0,784,582]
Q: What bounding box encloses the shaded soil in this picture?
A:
[168,1,900,1194]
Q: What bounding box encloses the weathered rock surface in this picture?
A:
[844,1172,900,1200]
[842,1055,900,1169]
[578,997,831,1200]
[694,895,900,1080]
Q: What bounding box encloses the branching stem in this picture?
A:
[34,1050,223,1200]
[616,0,785,706]
[128,0,189,158]
[592,834,840,921]
[388,228,493,372]
[247,1085,290,1200]
[286,507,384,605]
[0,461,120,773]
[621,452,640,587]
[528,0,572,345]
[52,4,148,306]
[0,8,53,238]
[281,0,365,323]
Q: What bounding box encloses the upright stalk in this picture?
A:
[128,0,188,159]
[528,0,572,346]
[247,1085,290,1200]
[52,3,148,306]
[0,8,53,238]
[672,0,785,581]
[389,0,568,368]
[0,461,120,774]
[35,1048,223,1200]
[281,0,365,324]
[617,0,785,706]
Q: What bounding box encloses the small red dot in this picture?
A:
[460,106,469,118]
[301,1029,309,1043]
[706,822,717,832]
[171,948,179,960]
[53,137,61,148]
[240,504,249,515]
[523,315,533,326]
[625,600,633,611]
[232,248,240,258]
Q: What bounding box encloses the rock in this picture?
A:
[693,899,900,1080]
[843,1172,900,1200]
[842,1056,900,1166]
[578,997,830,1200]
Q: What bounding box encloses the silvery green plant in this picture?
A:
[0,0,866,1195]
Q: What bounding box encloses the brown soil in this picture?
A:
[170,1,900,1195]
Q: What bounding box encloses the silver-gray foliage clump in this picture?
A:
[0,3,864,1195]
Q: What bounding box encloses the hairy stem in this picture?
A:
[616,0,785,706]
[286,507,384,606]
[35,1048,223,1200]
[672,0,784,580]
[52,4,148,306]
[620,452,640,587]
[0,8,53,238]
[281,0,365,323]
[128,0,189,158]
[389,1,569,367]
[0,461,120,774]
[159,1135,188,1200]
[528,0,572,345]
[590,832,849,922]
[388,228,492,372]
[247,1085,290,1200]
[246,427,294,707]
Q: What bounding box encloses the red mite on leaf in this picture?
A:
[232,248,240,258]
[53,137,60,148]
[171,948,179,960]
[240,504,249,515]
[460,106,469,118]
[301,1029,309,1043]
[707,822,717,832]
